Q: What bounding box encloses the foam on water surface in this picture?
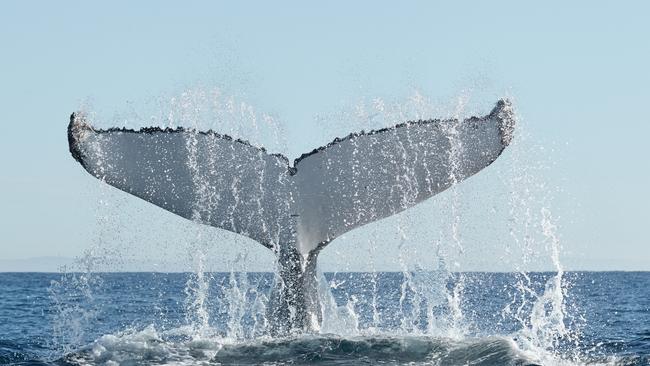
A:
[61,325,541,366]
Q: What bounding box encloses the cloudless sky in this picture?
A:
[1,1,648,271]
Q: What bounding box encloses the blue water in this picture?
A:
[0,272,648,365]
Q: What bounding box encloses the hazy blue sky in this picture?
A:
[1,1,648,271]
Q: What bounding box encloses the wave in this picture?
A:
[213,335,540,365]
[48,326,542,366]
[4,327,648,365]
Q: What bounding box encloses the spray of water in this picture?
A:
[53,87,590,365]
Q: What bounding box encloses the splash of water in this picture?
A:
[53,88,588,365]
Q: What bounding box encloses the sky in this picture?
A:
[0,1,648,271]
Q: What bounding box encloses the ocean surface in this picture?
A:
[0,271,648,365]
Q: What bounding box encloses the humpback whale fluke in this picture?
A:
[68,99,515,334]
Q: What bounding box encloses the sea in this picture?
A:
[0,271,648,365]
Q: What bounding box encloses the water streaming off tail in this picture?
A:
[49,89,591,365]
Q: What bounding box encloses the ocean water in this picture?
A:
[0,271,648,365]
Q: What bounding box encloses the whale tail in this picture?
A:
[68,99,515,333]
